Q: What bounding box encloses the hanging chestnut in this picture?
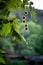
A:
[25,24,28,30]
[22,16,26,20]
[22,20,26,23]
[25,24,27,27]
[30,1,33,5]
[25,11,28,15]
[25,27,28,30]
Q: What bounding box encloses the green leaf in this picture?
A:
[0,49,6,53]
[23,0,29,6]
[12,18,19,32]
[6,0,22,10]
[11,28,22,43]
[2,23,11,36]
[0,0,2,2]
[29,6,36,21]
[20,0,29,11]
[0,57,6,64]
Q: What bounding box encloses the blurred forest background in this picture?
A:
[0,7,43,56]
[0,0,43,65]
[15,7,43,56]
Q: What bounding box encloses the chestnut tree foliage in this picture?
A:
[0,0,35,41]
[0,0,35,64]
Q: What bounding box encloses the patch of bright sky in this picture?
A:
[21,0,43,10]
[30,0,43,10]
